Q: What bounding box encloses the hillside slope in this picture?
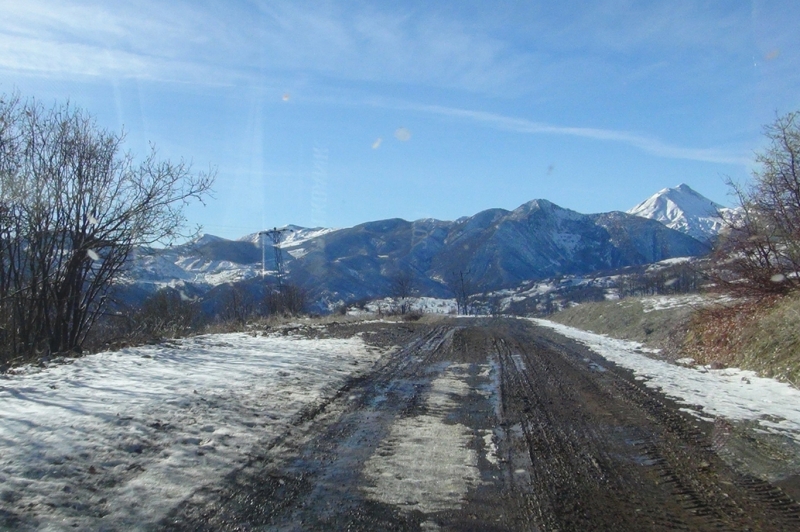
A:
[549,292,800,385]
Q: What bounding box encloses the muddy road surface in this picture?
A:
[159,318,800,531]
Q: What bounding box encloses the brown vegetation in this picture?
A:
[681,293,800,384]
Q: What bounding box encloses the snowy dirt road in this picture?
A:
[158,318,800,531]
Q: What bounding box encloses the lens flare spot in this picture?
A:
[394,127,411,142]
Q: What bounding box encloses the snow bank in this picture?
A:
[0,333,380,530]
[532,319,800,441]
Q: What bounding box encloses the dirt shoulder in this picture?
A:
[546,296,699,358]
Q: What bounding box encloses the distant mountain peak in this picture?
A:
[627,184,727,242]
[191,233,227,246]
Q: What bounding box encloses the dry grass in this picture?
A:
[549,291,800,385]
[548,298,696,349]
[682,293,800,385]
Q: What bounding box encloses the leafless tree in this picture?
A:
[220,285,257,326]
[446,270,474,315]
[389,271,415,314]
[263,283,308,316]
[0,93,214,363]
[715,111,800,295]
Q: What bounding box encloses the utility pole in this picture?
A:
[259,227,293,291]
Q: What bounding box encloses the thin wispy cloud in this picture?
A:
[0,1,531,94]
[385,101,750,165]
[0,0,238,84]
[252,2,530,94]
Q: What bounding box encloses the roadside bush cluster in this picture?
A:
[0,93,213,366]
[134,289,205,341]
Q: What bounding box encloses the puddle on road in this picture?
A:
[361,363,486,514]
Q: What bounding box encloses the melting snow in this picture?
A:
[0,333,380,530]
[639,294,707,312]
[532,319,800,442]
[361,364,481,513]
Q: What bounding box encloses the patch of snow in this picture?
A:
[355,297,457,315]
[532,319,800,442]
[0,333,381,530]
[639,294,707,312]
[287,248,308,259]
[645,256,693,271]
[190,234,226,246]
[279,227,339,248]
[638,293,734,313]
[361,363,481,513]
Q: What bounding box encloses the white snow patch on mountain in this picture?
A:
[288,248,309,259]
[627,183,732,242]
[237,226,339,248]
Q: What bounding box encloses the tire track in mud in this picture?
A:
[159,324,463,531]
[507,321,800,531]
[158,319,800,531]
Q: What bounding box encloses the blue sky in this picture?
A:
[1,0,798,239]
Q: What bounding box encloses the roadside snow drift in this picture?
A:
[533,319,800,441]
[0,332,381,530]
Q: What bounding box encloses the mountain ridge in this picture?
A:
[119,190,711,312]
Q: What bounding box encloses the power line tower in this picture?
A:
[259,227,293,291]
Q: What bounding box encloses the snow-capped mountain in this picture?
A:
[116,194,711,312]
[123,226,339,295]
[627,183,732,243]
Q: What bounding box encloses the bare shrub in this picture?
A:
[0,93,213,364]
[263,284,308,317]
[715,111,800,295]
[134,289,204,341]
[402,309,424,322]
[219,285,257,326]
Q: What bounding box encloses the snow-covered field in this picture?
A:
[0,333,382,530]
[348,297,458,316]
[533,319,800,441]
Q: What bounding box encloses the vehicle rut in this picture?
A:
[159,319,800,531]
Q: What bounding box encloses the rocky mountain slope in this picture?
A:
[116,193,710,312]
